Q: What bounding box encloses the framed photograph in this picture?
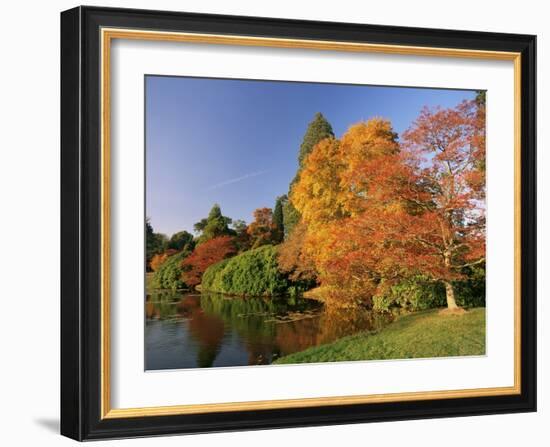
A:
[60,6,536,441]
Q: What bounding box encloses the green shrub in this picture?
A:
[201,245,290,296]
[150,250,189,290]
[201,258,230,291]
[373,277,446,312]
[453,264,486,308]
[373,266,486,312]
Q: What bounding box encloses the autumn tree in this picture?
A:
[302,105,486,310]
[145,218,167,270]
[290,120,401,303]
[150,249,178,272]
[194,204,234,244]
[291,136,346,226]
[285,112,335,238]
[247,207,276,249]
[277,222,317,283]
[462,91,486,194]
[399,100,486,309]
[181,236,236,287]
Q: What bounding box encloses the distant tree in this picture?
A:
[232,219,247,233]
[194,204,234,244]
[181,236,237,287]
[145,218,167,270]
[193,218,208,234]
[247,207,275,248]
[146,218,154,239]
[272,195,286,244]
[166,230,195,252]
[232,219,251,252]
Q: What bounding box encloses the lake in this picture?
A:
[145,291,391,370]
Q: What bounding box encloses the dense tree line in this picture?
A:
[280,98,486,310]
[147,99,486,312]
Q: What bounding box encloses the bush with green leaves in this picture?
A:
[373,267,486,312]
[453,264,486,308]
[373,277,446,312]
[149,250,189,291]
[201,245,291,296]
[201,258,230,291]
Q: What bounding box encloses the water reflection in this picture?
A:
[145,291,391,370]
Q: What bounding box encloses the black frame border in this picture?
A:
[61,6,536,441]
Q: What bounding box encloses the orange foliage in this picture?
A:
[150,249,178,272]
[290,137,345,226]
[288,103,485,308]
[246,207,276,248]
[277,222,317,282]
[181,236,236,287]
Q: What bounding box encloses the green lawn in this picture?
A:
[274,307,485,364]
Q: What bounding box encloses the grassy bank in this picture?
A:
[274,307,485,364]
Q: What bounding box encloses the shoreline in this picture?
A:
[274,307,486,365]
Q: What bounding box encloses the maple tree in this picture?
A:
[181,236,236,287]
[398,100,486,308]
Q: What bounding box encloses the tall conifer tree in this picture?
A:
[285,113,334,238]
[273,195,286,243]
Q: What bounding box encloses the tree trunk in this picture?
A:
[444,281,459,309]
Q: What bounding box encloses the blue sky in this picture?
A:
[146,76,476,237]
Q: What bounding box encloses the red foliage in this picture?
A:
[181,236,236,287]
[400,100,486,272]
[246,207,276,248]
[325,100,486,306]
[289,101,485,308]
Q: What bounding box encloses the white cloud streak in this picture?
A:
[205,170,269,191]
